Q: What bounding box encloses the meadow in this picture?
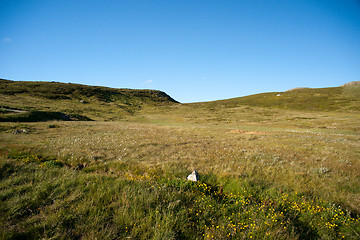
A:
[1,80,359,239]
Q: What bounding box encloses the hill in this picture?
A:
[191,83,360,112]
[0,79,178,121]
[1,79,359,122]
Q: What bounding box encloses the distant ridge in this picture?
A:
[285,81,360,92]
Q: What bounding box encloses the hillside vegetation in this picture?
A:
[1,79,360,239]
[193,84,360,112]
[0,79,177,121]
[1,80,359,123]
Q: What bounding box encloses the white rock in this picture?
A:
[187,170,199,182]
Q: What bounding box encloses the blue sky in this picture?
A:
[1,0,359,103]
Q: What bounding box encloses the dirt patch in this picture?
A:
[228,130,271,135]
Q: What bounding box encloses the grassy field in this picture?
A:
[1,80,360,239]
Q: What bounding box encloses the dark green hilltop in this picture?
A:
[0,79,178,122]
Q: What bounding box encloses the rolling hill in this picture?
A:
[1,79,359,122]
[191,82,360,112]
[0,79,178,121]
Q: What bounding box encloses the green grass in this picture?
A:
[1,153,359,239]
[1,80,360,239]
[1,117,359,239]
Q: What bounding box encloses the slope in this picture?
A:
[190,83,360,112]
[0,79,178,121]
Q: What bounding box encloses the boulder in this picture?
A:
[187,170,199,182]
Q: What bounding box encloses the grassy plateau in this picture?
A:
[1,79,360,239]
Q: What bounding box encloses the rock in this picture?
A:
[12,129,28,134]
[187,170,199,182]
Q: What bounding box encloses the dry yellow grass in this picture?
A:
[1,105,359,212]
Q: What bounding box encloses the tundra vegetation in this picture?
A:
[1,79,359,239]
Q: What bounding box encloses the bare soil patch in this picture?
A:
[228,129,271,135]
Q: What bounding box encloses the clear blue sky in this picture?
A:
[1,0,359,103]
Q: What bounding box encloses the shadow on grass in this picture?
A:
[0,111,92,122]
